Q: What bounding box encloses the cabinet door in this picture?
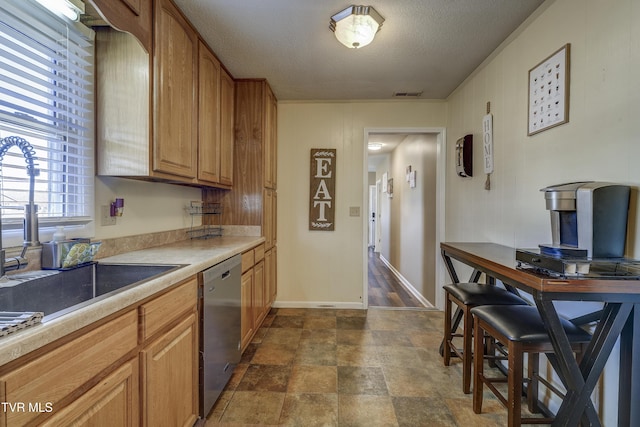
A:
[0,311,138,426]
[264,85,277,189]
[264,188,277,249]
[42,359,139,427]
[241,269,254,351]
[263,188,273,249]
[154,0,198,180]
[141,313,199,427]
[219,68,235,186]
[265,248,277,308]
[253,259,266,326]
[197,40,221,184]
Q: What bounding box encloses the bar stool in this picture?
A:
[443,282,528,394]
[471,305,591,427]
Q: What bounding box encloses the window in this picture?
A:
[0,0,94,241]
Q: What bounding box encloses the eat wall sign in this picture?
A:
[309,149,336,231]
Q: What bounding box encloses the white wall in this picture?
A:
[93,176,201,239]
[277,101,447,307]
[445,0,640,424]
[446,0,640,252]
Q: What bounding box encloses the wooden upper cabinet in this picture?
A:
[153,0,198,180]
[198,41,222,185]
[219,68,235,186]
[122,0,142,15]
[264,85,277,190]
[197,41,234,187]
[95,0,236,188]
[89,0,152,51]
[205,79,276,238]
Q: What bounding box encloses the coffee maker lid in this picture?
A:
[540,181,593,193]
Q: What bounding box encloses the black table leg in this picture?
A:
[442,249,460,284]
[618,304,640,427]
[537,299,632,427]
[534,297,600,426]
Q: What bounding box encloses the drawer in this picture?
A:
[139,277,198,342]
[254,243,265,263]
[242,250,255,273]
[0,310,138,427]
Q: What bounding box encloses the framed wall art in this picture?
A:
[527,43,570,136]
[309,148,336,231]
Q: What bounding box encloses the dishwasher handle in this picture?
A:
[222,270,231,280]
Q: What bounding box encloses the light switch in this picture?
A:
[349,206,360,217]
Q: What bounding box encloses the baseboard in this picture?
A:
[272,301,365,310]
[378,255,434,308]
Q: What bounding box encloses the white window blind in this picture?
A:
[0,0,94,228]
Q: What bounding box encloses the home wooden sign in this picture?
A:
[309,148,336,231]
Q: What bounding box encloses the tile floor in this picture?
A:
[205,307,524,426]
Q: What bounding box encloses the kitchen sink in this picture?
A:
[0,263,185,321]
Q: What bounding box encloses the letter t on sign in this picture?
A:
[309,149,336,231]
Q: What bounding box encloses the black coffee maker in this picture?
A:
[539,182,630,258]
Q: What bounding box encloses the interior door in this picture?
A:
[368,185,376,248]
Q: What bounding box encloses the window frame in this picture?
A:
[0,0,95,246]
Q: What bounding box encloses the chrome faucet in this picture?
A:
[0,136,40,277]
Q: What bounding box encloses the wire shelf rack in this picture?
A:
[186,201,223,239]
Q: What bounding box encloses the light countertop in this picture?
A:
[0,235,264,367]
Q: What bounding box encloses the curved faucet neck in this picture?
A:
[0,136,40,276]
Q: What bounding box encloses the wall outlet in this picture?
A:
[101,205,116,226]
[349,206,360,217]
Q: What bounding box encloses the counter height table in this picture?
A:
[441,242,640,427]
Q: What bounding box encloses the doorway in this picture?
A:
[363,128,446,309]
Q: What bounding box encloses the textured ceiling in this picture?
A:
[173,0,544,101]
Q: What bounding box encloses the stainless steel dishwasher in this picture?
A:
[199,254,241,418]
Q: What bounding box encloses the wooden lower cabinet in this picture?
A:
[41,358,139,426]
[253,259,266,327]
[265,247,277,307]
[0,277,199,427]
[140,312,199,427]
[240,243,275,353]
[0,311,138,426]
[240,268,254,351]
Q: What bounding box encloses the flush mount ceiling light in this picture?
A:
[330,5,385,49]
[368,142,383,151]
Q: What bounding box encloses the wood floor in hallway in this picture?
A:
[367,249,425,308]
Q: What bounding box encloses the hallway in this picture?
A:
[368,249,425,308]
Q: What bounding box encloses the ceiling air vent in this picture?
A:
[393,91,423,98]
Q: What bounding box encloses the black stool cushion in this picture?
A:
[444,283,528,306]
[471,305,592,343]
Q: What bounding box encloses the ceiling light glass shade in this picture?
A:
[330,5,385,49]
[368,143,383,151]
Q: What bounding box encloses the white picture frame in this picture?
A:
[527,44,570,136]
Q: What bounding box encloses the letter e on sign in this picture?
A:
[309,149,336,230]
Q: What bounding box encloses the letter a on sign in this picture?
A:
[309,149,336,230]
